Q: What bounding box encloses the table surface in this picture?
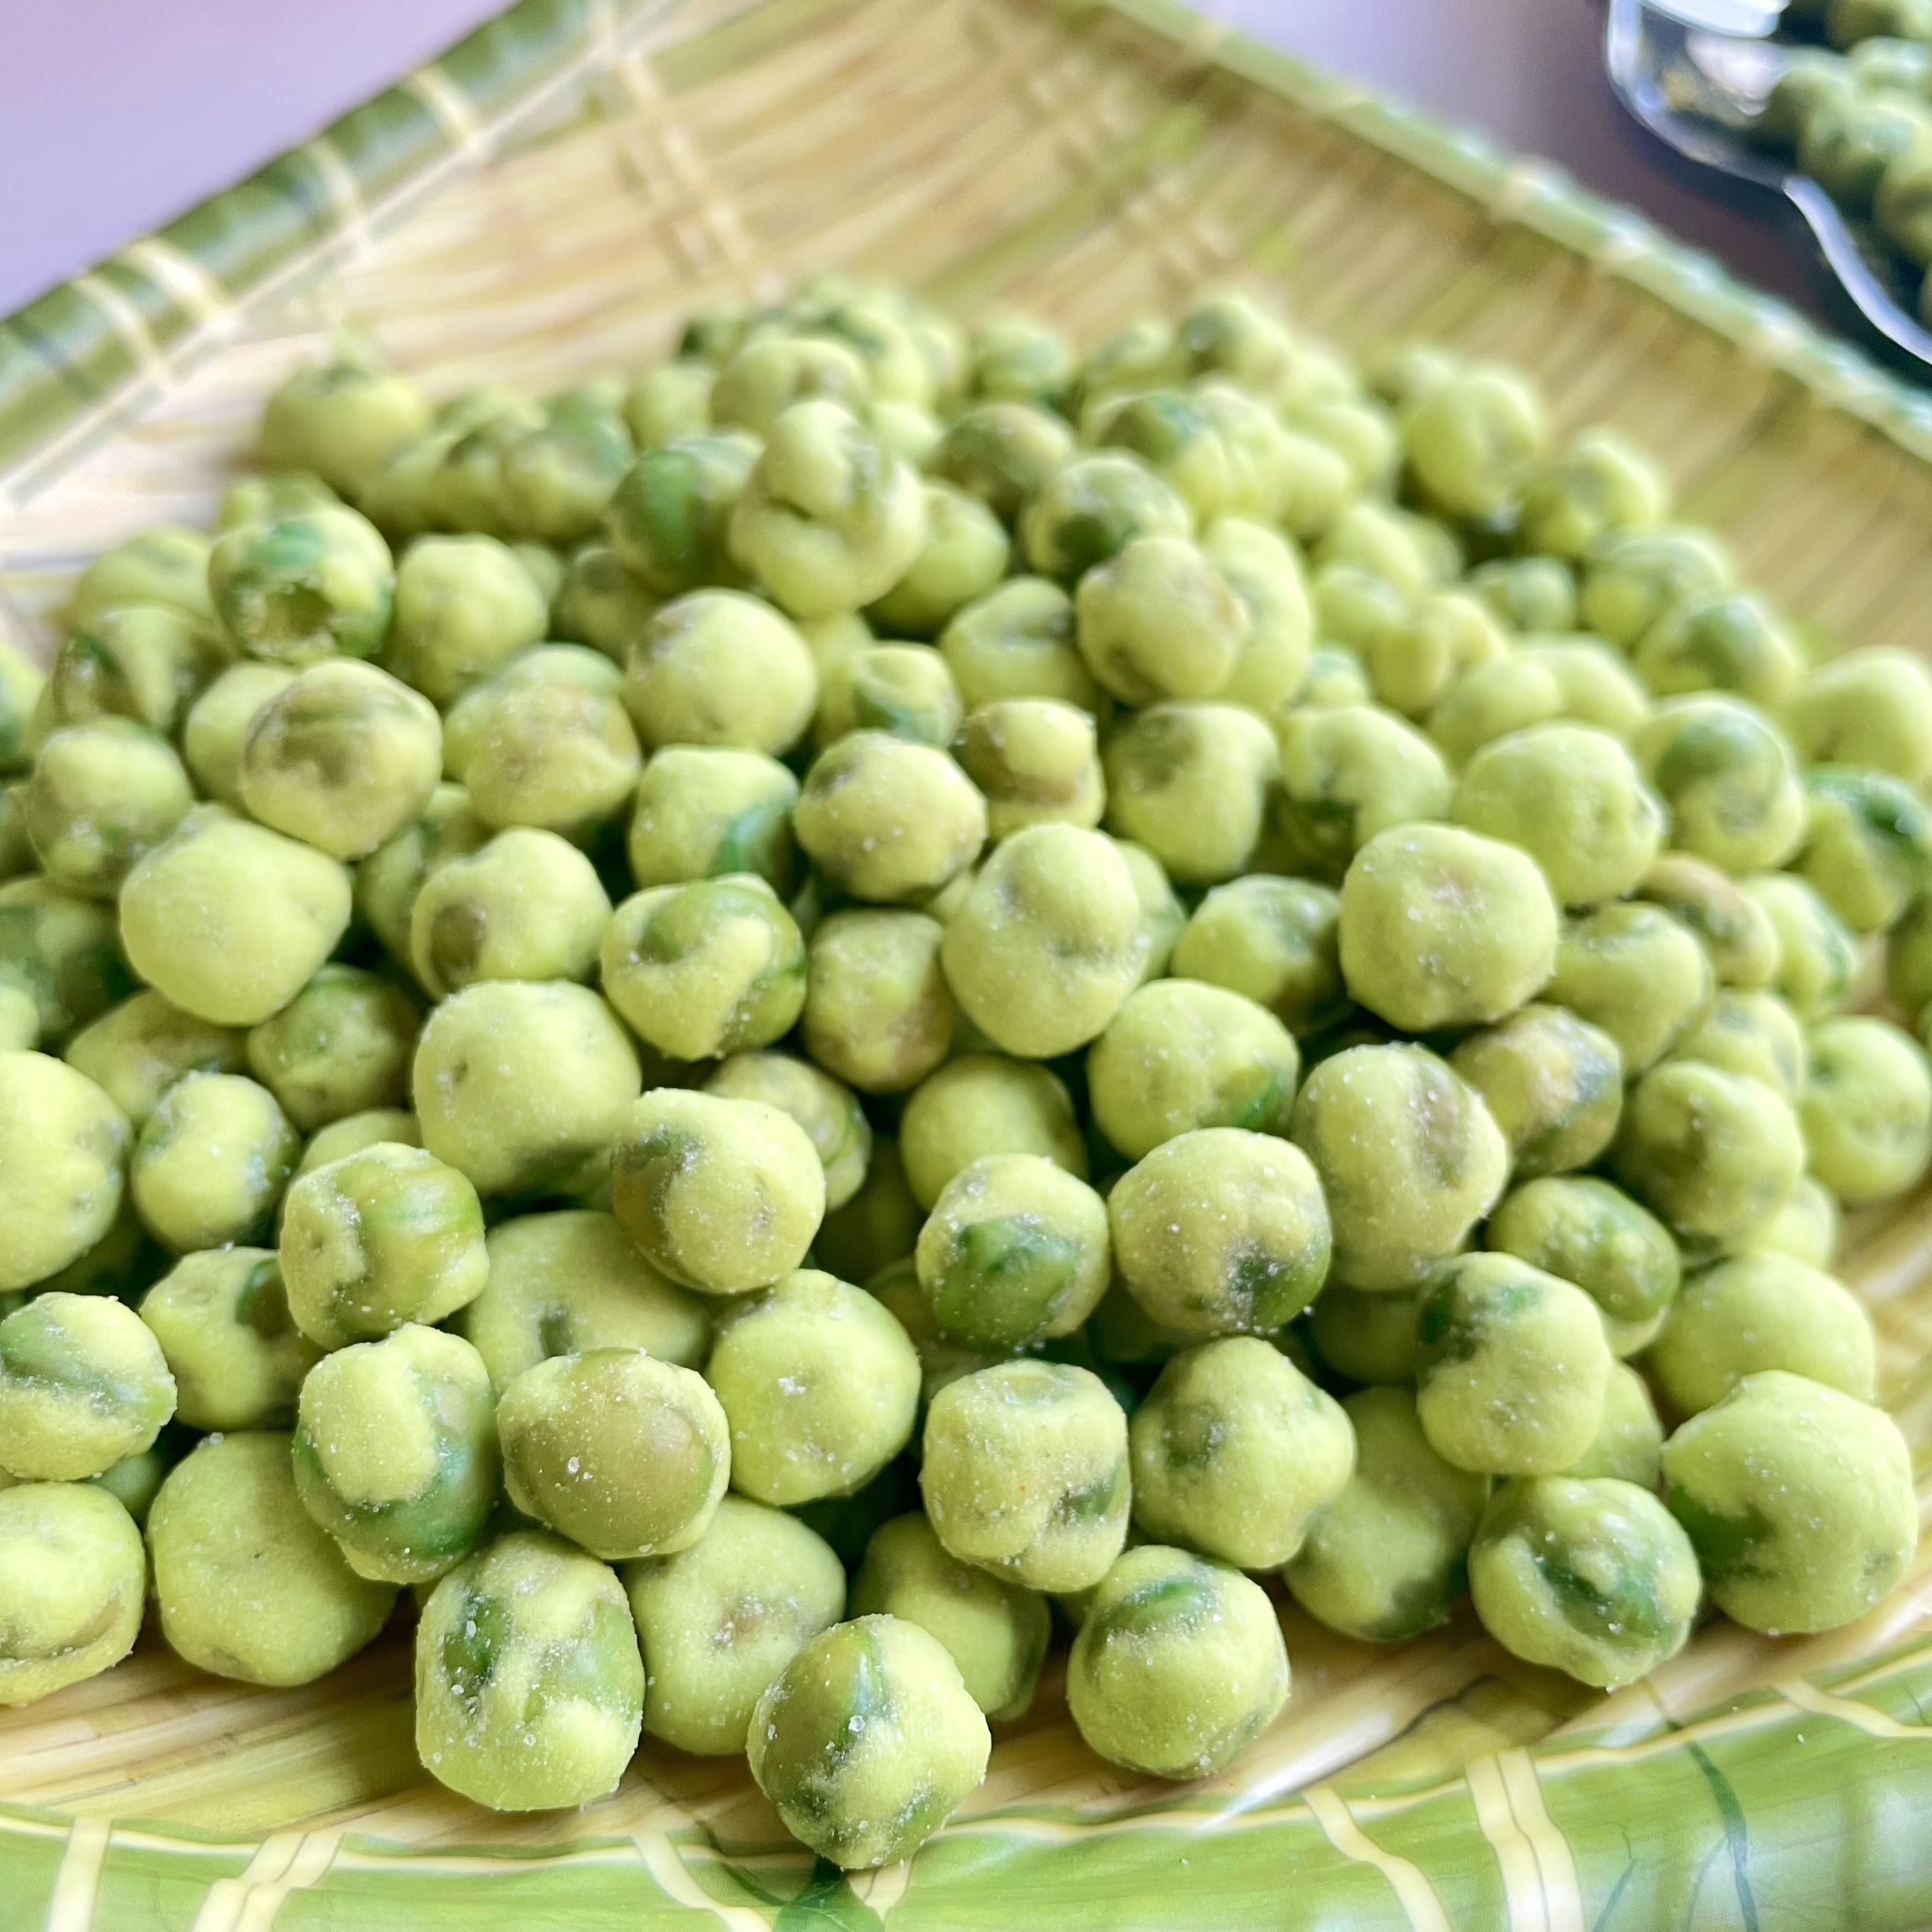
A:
[0,0,1843,333]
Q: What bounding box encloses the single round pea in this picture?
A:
[48,601,230,739]
[967,314,1074,405]
[1634,696,1806,875]
[813,642,963,750]
[1545,902,1713,1075]
[178,662,291,806]
[386,534,547,703]
[413,981,641,1199]
[132,1073,296,1253]
[1669,988,1805,1105]
[1450,1005,1623,1179]
[1305,1283,1423,1386]
[1282,1386,1489,1641]
[1464,556,1575,634]
[1634,593,1800,710]
[1751,1172,1841,1271]
[139,1247,317,1430]
[938,576,1098,712]
[0,1052,131,1292]
[550,541,659,662]
[70,523,213,628]
[804,909,955,1092]
[705,1052,870,1213]
[604,429,758,595]
[1634,852,1779,988]
[151,1430,395,1683]
[243,965,418,1133]
[623,358,714,447]
[1402,363,1547,519]
[930,402,1075,528]
[626,746,797,893]
[1273,705,1451,884]
[1791,766,1932,936]
[416,1529,643,1809]
[1800,1013,1932,1201]
[1564,1361,1664,1487]
[1664,1370,1916,1634]
[866,482,1009,637]
[1207,515,1314,714]
[0,880,133,1049]
[896,1061,1078,1215]
[1747,871,1859,1020]
[1019,452,1192,583]
[26,719,193,900]
[1578,525,1731,647]
[260,359,429,496]
[954,698,1103,842]
[1102,702,1278,886]
[1169,876,1346,1038]
[297,1108,420,1176]
[0,1292,174,1481]
[208,506,394,667]
[1516,425,1668,558]
[1784,647,1932,786]
[792,733,986,905]
[1070,535,1245,705]
[1425,655,1564,767]
[0,1483,146,1706]
[1614,1059,1804,1248]
[453,671,642,844]
[63,990,245,1129]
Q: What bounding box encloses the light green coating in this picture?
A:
[1578,525,1732,647]
[1516,428,1669,559]
[1526,640,1653,739]
[387,534,548,703]
[1793,766,1932,934]
[217,470,341,534]
[1273,705,1451,884]
[968,315,1074,405]
[814,644,963,749]
[1206,516,1314,714]
[139,1247,318,1430]
[280,1140,487,1349]
[497,406,634,546]
[1663,1370,1917,1634]
[413,980,641,1199]
[940,824,1149,1059]
[705,1053,871,1212]
[1469,1476,1698,1689]
[498,1347,726,1560]
[747,1613,990,1868]
[1425,656,1565,767]
[0,640,42,780]
[1801,1013,1932,1200]
[356,784,490,967]
[416,1529,643,1809]
[260,362,431,497]
[151,1430,396,1683]
[1414,1253,1612,1476]
[706,1268,918,1504]
[1633,695,1806,875]
[898,1058,1082,1213]
[1784,647,1932,786]
[0,1483,146,1706]
[611,1088,824,1294]
[938,576,1099,712]
[1565,1361,1664,1487]
[1634,594,1801,710]
[49,601,231,738]
[551,542,659,662]
[1313,563,1409,675]
[121,807,352,1027]
[624,590,819,756]
[1545,902,1714,1075]
[623,359,714,448]
[627,746,797,893]
[793,733,985,904]
[70,523,213,628]
[1670,988,1805,1104]
[1635,852,1779,988]
[1115,837,1186,985]
[804,909,955,1092]
[208,506,394,668]
[1340,824,1558,1033]
[0,985,35,1050]
[1468,556,1578,634]
[1171,875,1347,1038]
[1068,1545,1289,1779]
[1485,1176,1682,1355]
[1019,452,1192,583]
[294,1323,499,1583]
[0,878,135,1045]
[955,698,1103,842]
[1087,979,1299,1160]
[868,1257,1006,1405]
[1103,701,1278,886]
[1129,1335,1353,1569]
[296,1107,420,1175]
[1449,1006,1623,1180]
[449,668,642,845]
[1363,590,1508,721]
[815,1138,923,1286]
[930,402,1075,526]
[65,991,246,1128]
[26,719,193,900]
[244,965,418,1133]
[1747,871,1859,1020]
[868,482,1009,636]
[1073,535,1246,705]
[181,662,296,806]
[0,1053,130,1291]
[1751,1172,1842,1270]
[1282,1387,1489,1641]
[1401,363,1547,518]
[1290,1043,1507,1292]
[0,1293,174,1481]
[1088,382,1289,526]
[408,830,610,1000]
[1307,1283,1423,1386]
[132,1072,297,1253]
[1614,1059,1804,1248]
[1110,1128,1331,1336]
[921,1360,1129,1591]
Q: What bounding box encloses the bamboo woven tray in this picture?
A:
[3,1,1932,1924]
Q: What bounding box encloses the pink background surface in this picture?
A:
[0,0,1830,322]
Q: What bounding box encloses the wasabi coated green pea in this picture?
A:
[408,829,611,1000]
[498,409,633,548]
[243,965,417,1132]
[1784,648,1932,787]
[208,507,394,668]
[1515,429,1668,560]
[601,876,806,1062]
[551,542,658,661]
[1467,556,1577,634]
[941,825,1149,1057]
[1291,1044,1507,1291]
[298,1108,420,1175]
[413,981,641,1199]
[711,334,871,438]
[294,1323,498,1583]
[0,1053,130,1291]
[1751,1172,1841,1269]
[63,992,245,1128]
[1747,871,1858,1020]
[804,909,954,1092]
[1614,1059,1804,1248]
[355,784,489,967]
[280,1140,487,1348]
[49,602,231,739]
[1634,696,1805,875]
[1664,1370,1916,1633]
[1362,590,1508,721]
[1087,981,1298,1160]
[1315,498,1443,599]
[139,1248,318,1430]
[1485,1176,1681,1355]
[1634,594,1800,711]
[612,1089,824,1293]
[954,699,1103,842]
[181,661,296,805]
[151,1430,395,1682]
[1545,903,1713,1074]
[1073,535,1246,706]
[1414,1253,1611,1476]
[1019,452,1192,584]
[417,1529,643,1808]
[1169,877,1346,1039]
[706,1269,918,1503]
[1339,825,1558,1033]
[1068,1544,1288,1779]
[1272,705,1451,884]
[1469,1476,1697,1688]
[70,524,213,629]
[813,643,963,749]
[705,1053,870,1212]
[121,808,351,1027]
[1577,524,1731,648]
[967,315,1073,406]
[627,746,797,891]
[260,360,431,498]
[1425,655,1563,767]
[1073,318,1184,419]
[623,359,714,448]
[217,470,340,535]
[0,878,134,1044]
[603,429,758,597]
[0,1482,146,1705]
[1314,564,1409,671]
[1450,1006,1623,1179]
[1089,384,1284,526]
[1283,1386,1488,1640]
[1129,1336,1353,1568]
[930,402,1075,528]
[867,483,1009,636]
[1802,1013,1932,1200]
[1110,1128,1330,1337]
[921,1360,1128,1590]
[1634,852,1779,988]
[1103,702,1277,885]
[939,576,1098,713]
[385,535,548,703]
[624,590,818,755]
[749,1613,988,1867]
[1400,364,1546,519]
[898,1057,1082,1212]
[26,719,192,900]
[1792,767,1932,934]
[456,669,642,843]
[0,1292,173,1480]
[1565,1361,1664,1486]
[1671,988,1805,1103]
[1204,516,1314,715]
[132,1073,296,1252]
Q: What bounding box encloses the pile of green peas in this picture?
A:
[0,272,1926,1867]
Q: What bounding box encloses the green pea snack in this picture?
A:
[1746,871,1859,1020]
[793,732,985,903]
[0,1483,147,1706]
[1544,902,1713,1075]
[0,1292,174,1481]
[804,908,956,1091]
[245,965,418,1130]
[605,429,758,595]
[1449,1005,1623,1179]
[1273,705,1451,883]
[1634,852,1779,988]
[208,506,394,667]
[1020,451,1190,582]
[1784,646,1932,786]
[1633,696,1806,875]
[1103,701,1279,885]
[954,698,1103,841]
[1566,1361,1665,1487]
[1800,1013,1932,1201]
[813,642,963,749]
[386,534,547,702]
[1793,766,1932,933]
[939,575,1098,710]
[131,1073,298,1252]
[139,1248,319,1430]
[627,746,799,892]
[260,358,430,496]
[410,829,611,999]
[0,1052,130,1292]
[1670,988,1805,1103]
[899,1054,1085,1209]
[26,718,194,899]
[705,1052,871,1211]
[69,523,213,628]
[1170,875,1347,1037]
[624,590,817,754]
